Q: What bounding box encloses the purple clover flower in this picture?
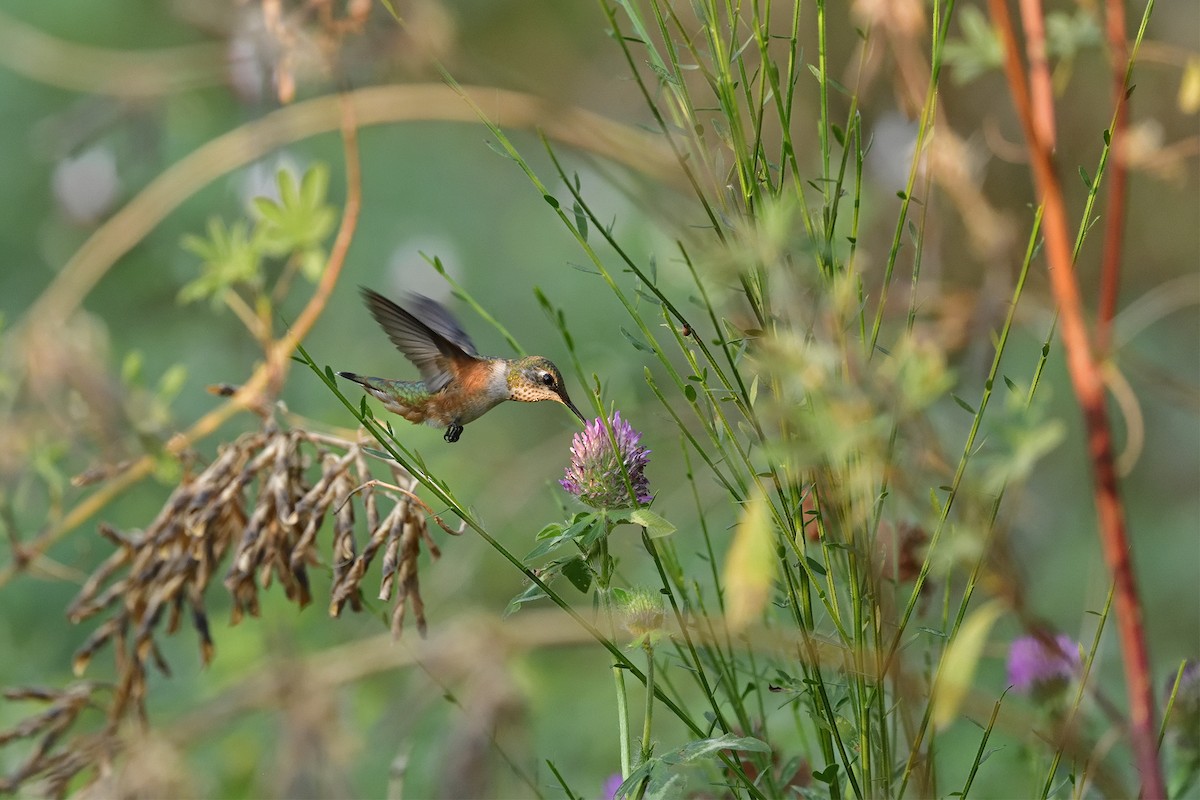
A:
[560,412,651,509]
[1167,660,1199,747]
[1007,633,1081,695]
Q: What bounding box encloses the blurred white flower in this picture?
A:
[866,111,924,191]
[52,146,120,225]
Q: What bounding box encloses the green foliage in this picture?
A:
[179,165,335,307]
[179,217,261,306]
[945,6,1102,86]
[252,164,335,281]
[611,734,771,800]
[943,6,1004,84]
[979,385,1067,494]
[1045,9,1103,60]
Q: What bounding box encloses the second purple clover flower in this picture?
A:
[1007,633,1081,697]
[560,411,652,510]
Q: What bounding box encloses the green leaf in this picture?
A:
[671,734,770,761]
[943,7,1004,84]
[179,217,262,306]
[561,556,592,593]
[524,531,575,562]
[543,194,560,209]
[276,167,298,204]
[573,200,588,242]
[300,248,326,282]
[252,196,284,224]
[620,327,652,353]
[804,556,827,577]
[640,774,684,800]
[614,732,771,798]
[952,394,976,414]
[156,365,187,404]
[300,163,329,208]
[503,582,548,616]
[813,763,841,784]
[931,600,1004,729]
[121,350,143,385]
[683,384,697,403]
[629,508,675,538]
[609,585,631,606]
[576,517,609,549]
[252,165,335,263]
[723,490,776,632]
[535,523,565,540]
[823,73,852,96]
[524,513,599,561]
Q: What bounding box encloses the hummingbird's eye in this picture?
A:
[540,372,555,386]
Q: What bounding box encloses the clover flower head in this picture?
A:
[621,588,666,643]
[559,411,651,509]
[602,773,624,800]
[1166,660,1200,747]
[1007,633,1081,695]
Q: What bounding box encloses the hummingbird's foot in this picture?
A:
[444,424,464,443]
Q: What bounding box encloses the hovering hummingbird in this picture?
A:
[338,287,586,443]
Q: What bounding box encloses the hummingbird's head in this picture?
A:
[508,357,586,423]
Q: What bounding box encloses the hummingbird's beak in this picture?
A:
[559,391,587,424]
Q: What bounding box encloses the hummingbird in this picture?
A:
[338,287,586,443]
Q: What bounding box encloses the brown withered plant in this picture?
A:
[1,413,459,795]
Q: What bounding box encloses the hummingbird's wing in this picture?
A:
[360,287,479,392]
[401,293,479,357]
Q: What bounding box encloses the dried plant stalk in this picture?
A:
[3,418,447,795]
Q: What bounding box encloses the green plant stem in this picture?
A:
[628,638,656,800]
[613,657,633,779]
[640,640,656,763]
[598,533,634,779]
[960,692,1007,797]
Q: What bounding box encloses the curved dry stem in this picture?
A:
[1102,362,1145,477]
[0,9,226,97]
[19,84,678,339]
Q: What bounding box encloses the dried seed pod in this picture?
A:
[35,416,438,796]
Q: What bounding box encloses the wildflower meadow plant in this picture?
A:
[1007,634,1082,697]
[560,412,652,510]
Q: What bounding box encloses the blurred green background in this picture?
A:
[0,1,1196,797]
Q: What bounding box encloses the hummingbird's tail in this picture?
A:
[336,371,368,387]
